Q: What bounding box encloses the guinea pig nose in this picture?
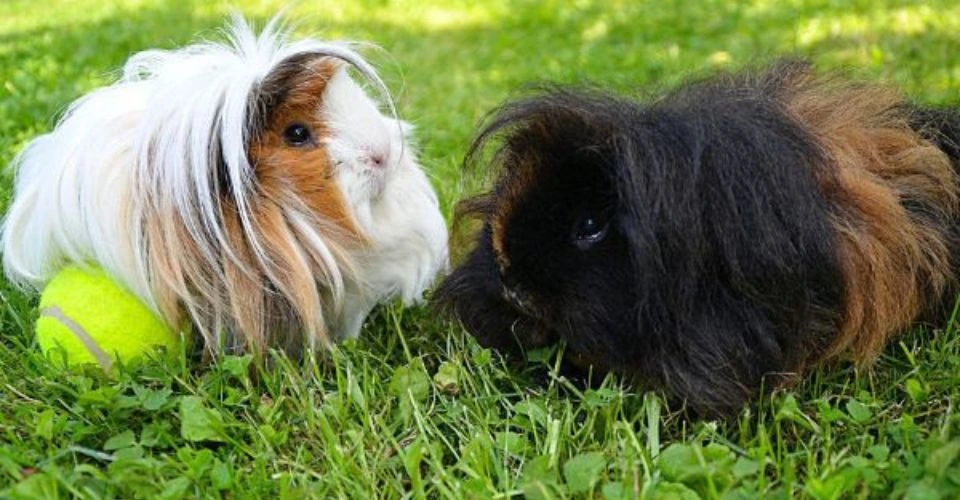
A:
[365,141,390,168]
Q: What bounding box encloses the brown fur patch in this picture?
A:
[250,57,360,239]
[782,70,959,364]
[236,56,361,351]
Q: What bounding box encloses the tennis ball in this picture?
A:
[36,265,182,371]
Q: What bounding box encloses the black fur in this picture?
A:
[435,61,960,415]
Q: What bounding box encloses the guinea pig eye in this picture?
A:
[282,123,313,147]
[571,212,611,250]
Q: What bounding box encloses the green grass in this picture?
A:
[2,0,960,497]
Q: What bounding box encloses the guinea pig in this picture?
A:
[1,15,448,356]
[434,60,960,415]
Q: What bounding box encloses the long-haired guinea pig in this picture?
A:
[2,16,448,356]
[435,60,960,414]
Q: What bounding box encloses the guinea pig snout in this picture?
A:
[368,151,385,167]
[363,146,388,168]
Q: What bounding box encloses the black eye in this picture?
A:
[282,123,313,147]
[571,213,611,250]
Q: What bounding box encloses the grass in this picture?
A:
[2,0,960,497]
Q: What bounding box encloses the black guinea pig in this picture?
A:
[434,60,960,415]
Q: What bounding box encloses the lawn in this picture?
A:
[2,0,960,498]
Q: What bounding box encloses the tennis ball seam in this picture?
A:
[40,306,113,371]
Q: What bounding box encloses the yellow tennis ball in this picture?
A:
[36,266,181,371]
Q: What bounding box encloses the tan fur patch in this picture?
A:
[144,200,197,339]
[220,201,267,352]
[782,70,959,364]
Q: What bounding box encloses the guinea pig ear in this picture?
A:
[305,55,349,77]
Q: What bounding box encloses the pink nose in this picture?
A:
[370,152,385,167]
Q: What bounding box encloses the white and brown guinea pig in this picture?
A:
[1,15,448,356]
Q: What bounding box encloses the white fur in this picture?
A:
[322,69,449,337]
[2,15,448,349]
